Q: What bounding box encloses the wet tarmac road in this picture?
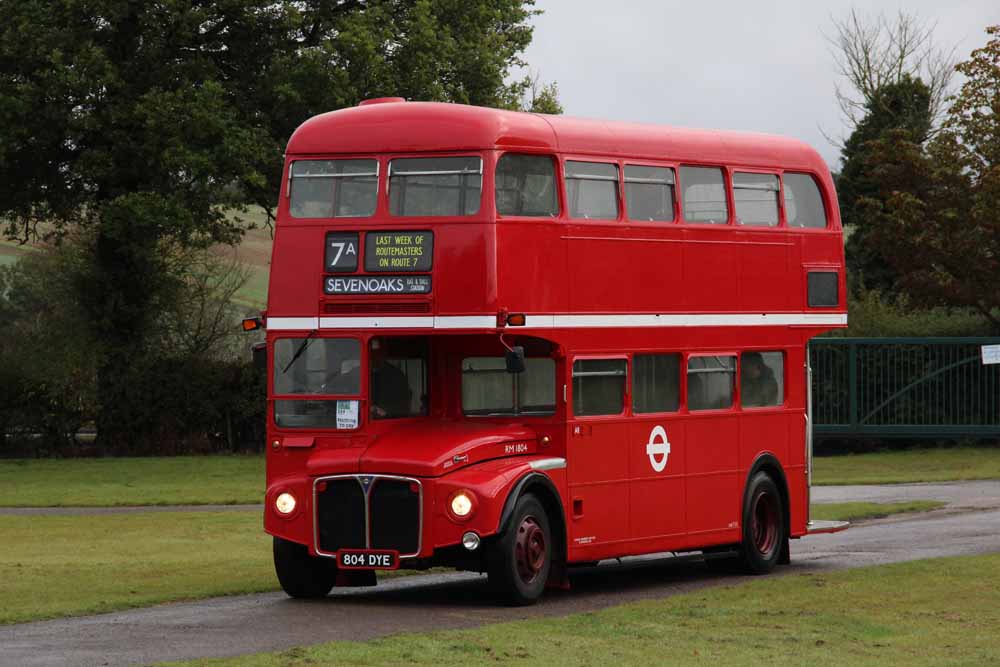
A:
[3,482,1000,667]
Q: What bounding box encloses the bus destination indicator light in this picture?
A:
[324,275,431,295]
[365,231,433,272]
[325,232,359,273]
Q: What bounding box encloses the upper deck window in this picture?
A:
[389,156,482,216]
[495,154,559,217]
[624,165,675,222]
[289,159,377,218]
[784,173,828,228]
[680,166,729,224]
[565,161,619,220]
[733,172,780,227]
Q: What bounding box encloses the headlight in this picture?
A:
[275,492,297,515]
[449,490,475,519]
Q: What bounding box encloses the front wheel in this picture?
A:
[487,493,552,606]
[273,537,337,598]
[737,472,786,574]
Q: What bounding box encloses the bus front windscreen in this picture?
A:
[273,337,361,429]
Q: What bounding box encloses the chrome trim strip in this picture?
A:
[312,473,424,560]
[529,457,567,471]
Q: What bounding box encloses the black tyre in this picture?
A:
[737,472,786,574]
[487,493,552,606]
[273,537,337,598]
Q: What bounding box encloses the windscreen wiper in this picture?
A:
[281,329,317,374]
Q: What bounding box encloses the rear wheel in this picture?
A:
[737,472,786,574]
[487,494,551,606]
[273,537,337,598]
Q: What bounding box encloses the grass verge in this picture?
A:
[0,455,264,507]
[0,510,431,625]
[810,500,945,522]
[813,446,1000,485]
[164,553,1000,666]
[0,511,275,624]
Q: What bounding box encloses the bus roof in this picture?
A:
[286,100,828,173]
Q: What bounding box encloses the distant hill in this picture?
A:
[1,210,274,309]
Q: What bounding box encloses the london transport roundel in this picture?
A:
[646,425,671,473]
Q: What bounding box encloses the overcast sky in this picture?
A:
[517,1,999,168]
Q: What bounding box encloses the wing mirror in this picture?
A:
[505,345,526,373]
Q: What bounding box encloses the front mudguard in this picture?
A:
[432,456,567,553]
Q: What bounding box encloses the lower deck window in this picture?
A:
[573,358,626,416]
[461,357,556,416]
[633,353,680,413]
[741,351,784,407]
[687,355,736,410]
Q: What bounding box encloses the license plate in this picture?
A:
[336,549,399,570]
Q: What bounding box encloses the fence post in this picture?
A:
[848,341,859,432]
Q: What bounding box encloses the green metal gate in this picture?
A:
[810,338,1000,438]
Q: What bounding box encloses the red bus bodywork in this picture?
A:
[262,100,847,598]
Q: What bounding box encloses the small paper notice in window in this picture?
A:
[982,345,1000,365]
[336,400,359,429]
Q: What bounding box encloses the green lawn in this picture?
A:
[813,447,1000,485]
[0,511,275,624]
[0,498,944,625]
[810,500,945,522]
[0,456,264,507]
[164,553,1000,666]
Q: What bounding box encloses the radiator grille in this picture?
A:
[315,479,366,553]
[370,479,420,554]
[313,475,422,558]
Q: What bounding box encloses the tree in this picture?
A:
[826,8,956,143]
[511,73,563,114]
[0,0,543,450]
[840,74,932,291]
[862,25,1000,332]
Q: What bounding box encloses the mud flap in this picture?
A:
[778,538,790,565]
[546,560,571,591]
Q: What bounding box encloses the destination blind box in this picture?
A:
[324,275,431,295]
[324,231,433,274]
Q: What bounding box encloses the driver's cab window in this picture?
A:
[369,337,429,419]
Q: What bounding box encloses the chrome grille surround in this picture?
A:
[312,473,423,559]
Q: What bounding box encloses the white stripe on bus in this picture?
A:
[265,313,847,330]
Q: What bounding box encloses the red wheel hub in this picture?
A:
[515,515,546,584]
[751,490,779,556]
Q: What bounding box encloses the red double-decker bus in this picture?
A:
[254,99,848,605]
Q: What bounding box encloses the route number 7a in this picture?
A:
[325,233,359,272]
[329,242,351,265]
